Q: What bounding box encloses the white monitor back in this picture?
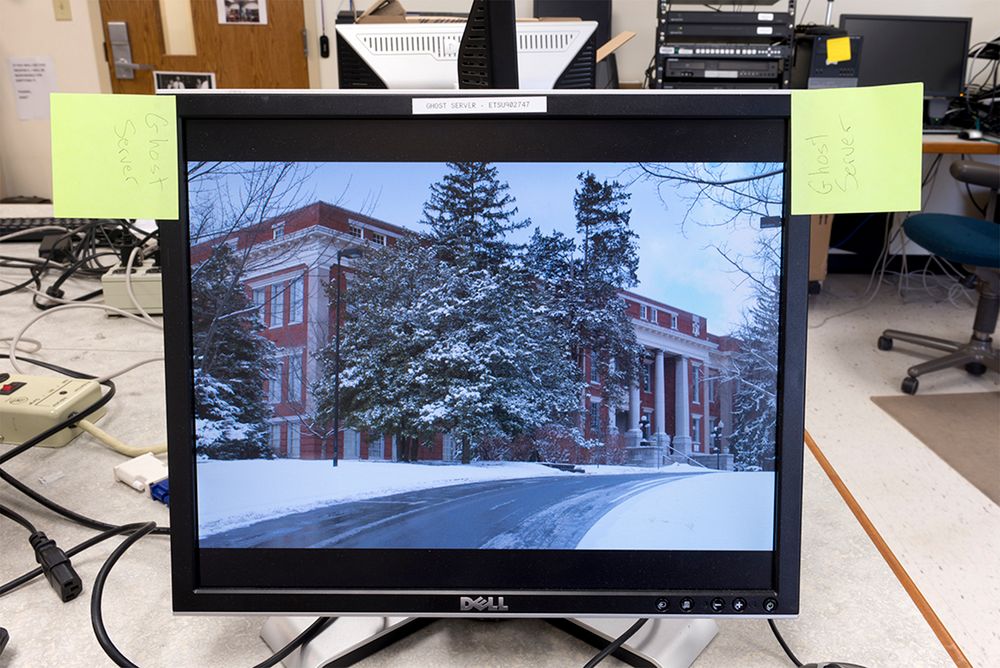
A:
[336,21,598,89]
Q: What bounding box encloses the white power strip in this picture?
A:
[101,263,163,315]
[0,375,107,448]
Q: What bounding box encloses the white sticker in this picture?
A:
[412,96,548,115]
[757,26,774,35]
[758,12,774,21]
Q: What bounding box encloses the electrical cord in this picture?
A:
[0,502,39,534]
[767,620,803,667]
[76,419,167,457]
[0,522,153,598]
[582,618,649,668]
[89,522,336,668]
[0,354,169,536]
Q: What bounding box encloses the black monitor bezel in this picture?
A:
[838,14,972,98]
[162,91,806,618]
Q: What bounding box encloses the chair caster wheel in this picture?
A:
[877,336,893,351]
[965,362,987,376]
[808,281,822,295]
[901,377,919,395]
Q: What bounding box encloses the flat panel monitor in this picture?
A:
[838,14,971,98]
[162,92,806,624]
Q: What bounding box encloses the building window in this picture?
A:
[370,232,387,246]
[642,363,651,393]
[708,416,717,451]
[349,223,363,239]
[289,275,304,324]
[286,423,301,458]
[269,286,284,328]
[707,373,715,404]
[670,313,678,329]
[640,305,649,321]
[287,351,304,405]
[692,415,702,451]
[268,360,283,404]
[252,288,266,323]
[272,222,285,239]
[269,423,282,453]
[589,402,601,431]
[692,365,701,404]
[692,315,701,337]
[650,308,658,325]
[590,350,599,383]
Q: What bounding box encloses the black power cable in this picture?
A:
[768,619,804,667]
[582,618,650,668]
[0,502,38,534]
[89,522,336,668]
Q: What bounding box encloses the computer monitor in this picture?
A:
[163,91,806,661]
[335,20,598,89]
[838,14,971,99]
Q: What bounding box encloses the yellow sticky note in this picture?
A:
[826,36,851,64]
[51,93,178,219]
[791,83,923,215]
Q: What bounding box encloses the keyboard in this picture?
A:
[0,204,97,243]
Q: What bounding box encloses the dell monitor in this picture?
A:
[839,14,971,120]
[163,91,806,665]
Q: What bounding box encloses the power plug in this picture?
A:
[0,375,107,448]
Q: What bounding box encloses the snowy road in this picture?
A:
[200,472,703,549]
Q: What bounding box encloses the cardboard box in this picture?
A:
[809,214,834,283]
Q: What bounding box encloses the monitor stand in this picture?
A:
[261,615,718,668]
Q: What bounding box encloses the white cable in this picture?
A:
[5,301,162,378]
[0,336,42,354]
[124,244,160,326]
[93,356,165,384]
[77,419,166,457]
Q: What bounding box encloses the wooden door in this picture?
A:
[98,0,309,94]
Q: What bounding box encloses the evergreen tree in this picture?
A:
[727,246,780,471]
[570,172,643,406]
[421,162,529,269]
[191,244,277,459]
[316,165,582,464]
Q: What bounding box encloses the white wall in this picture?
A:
[0,0,108,199]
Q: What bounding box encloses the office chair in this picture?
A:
[877,159,1000,395]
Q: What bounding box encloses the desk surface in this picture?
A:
[923,133,1000,155]
[0,244,953,667]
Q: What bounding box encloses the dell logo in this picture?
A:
[460,595,509,612]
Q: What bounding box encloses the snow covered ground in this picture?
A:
[576,471,775,551]
[197,459,705,537]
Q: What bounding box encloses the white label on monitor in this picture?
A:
[412,96,548,115]
[757,26,774,35]
[758,13,774,21]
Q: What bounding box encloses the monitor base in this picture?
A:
[261,615,718,668]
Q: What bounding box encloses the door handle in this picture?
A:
[115,58,153,72]
[107,21,150,80]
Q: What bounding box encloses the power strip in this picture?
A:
[0,374,107,447]
[101,263,163,315]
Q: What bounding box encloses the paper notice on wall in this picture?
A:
[8,57,56,120]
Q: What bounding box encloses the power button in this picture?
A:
[763,598,778,613]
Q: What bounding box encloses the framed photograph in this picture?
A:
[217,0,268,25]
[154,71,216,91]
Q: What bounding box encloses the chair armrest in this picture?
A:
[950,160,1000,191]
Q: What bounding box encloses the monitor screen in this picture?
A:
[839,14,971,98]
[163,92,806,617]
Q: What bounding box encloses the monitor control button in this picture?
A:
[732,598,747,613]
[679,597,694,613]
[763,598,778,613]
[710,598,725,612]
[655,598,669,612]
